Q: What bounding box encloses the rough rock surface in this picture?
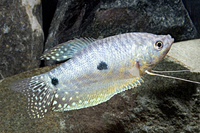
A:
[45,0,198,58]
[0,0,44,79]
[183,0,200,35]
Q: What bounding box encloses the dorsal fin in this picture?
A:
[41,37,96,62]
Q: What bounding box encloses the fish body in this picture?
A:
[10,32,174,118]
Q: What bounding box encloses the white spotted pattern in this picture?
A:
[53,100,57,105]
[55,93,59,98]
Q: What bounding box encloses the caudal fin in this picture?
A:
[9,76,55,119]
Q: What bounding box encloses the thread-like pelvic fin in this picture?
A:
[145,70,200,85]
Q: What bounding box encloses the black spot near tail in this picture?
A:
[97,61,108,70]
[51,77,59,86]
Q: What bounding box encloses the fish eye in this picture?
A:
[154,41,163,50]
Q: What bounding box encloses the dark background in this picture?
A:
[182,0,200,36]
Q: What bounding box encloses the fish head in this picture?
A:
[135,33,174,74]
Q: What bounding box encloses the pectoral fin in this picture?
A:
[128,61,141,78]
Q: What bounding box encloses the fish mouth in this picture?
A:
[167,34,174,45]
[163,35,174,55]
[169,38,174,45]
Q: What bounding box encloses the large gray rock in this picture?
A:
[0,0,44,79]
[45,0,198,61]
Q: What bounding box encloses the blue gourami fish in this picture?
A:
[10,32,174,119]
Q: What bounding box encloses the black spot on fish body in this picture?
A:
[97,61,108,70]
[51,77,59,86]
